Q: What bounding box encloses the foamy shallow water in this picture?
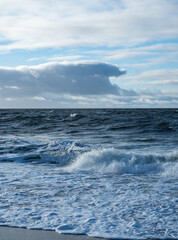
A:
[0,148,177,239]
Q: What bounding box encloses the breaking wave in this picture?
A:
[65,148,178,176]
[0,138,177,176]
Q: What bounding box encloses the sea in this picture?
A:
[0,109,177,239]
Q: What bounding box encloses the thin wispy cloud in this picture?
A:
[123,69,178,82]
[104,43,178,61]
[27,55,83,63]
[128,80,178,87]
[0,0,177,51]
[32,96,46,101]
[5,85,20,89]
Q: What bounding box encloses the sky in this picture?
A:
[0,0,178,108]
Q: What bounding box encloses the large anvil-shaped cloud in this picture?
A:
[0,62,130,98]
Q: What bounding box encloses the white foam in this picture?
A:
[65,148,178,176]
[70,113,77,118]
[0,161,177,239]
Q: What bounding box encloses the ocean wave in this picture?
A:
[0,138,90,165]
[65,148,178,176]
[0,138,177,176]
[70,113,78,118]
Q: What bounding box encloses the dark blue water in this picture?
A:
[0,109,177,159]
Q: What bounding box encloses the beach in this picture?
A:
[0,226,107,240]
[0,226,175,240]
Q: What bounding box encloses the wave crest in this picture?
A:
[65,148,178,176]
[1,138,177,176]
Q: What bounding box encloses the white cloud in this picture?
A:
[5,85,19,89]
[0,0,177,51]
[102,43,178,68]
[162,89,178,97]
[122,69,178,86]
[1,91,178,108]
[5,97,17,101]
[33,96,46,101]
[131,80,178,86]
[27,55,83,63]
[105,50,155,61]
[133,96,178,106]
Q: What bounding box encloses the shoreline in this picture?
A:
[0,226,176,240]
[0,226,108,240]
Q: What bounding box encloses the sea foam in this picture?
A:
[65,148,178,176]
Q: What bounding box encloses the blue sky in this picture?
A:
[0,0,178,108]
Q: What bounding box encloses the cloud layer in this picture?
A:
[0,62,128,99]
[1,61,178,108]
[0,1,177,108]
[0,0,178,51]
[119,69,178,89]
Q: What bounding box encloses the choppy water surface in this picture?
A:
[0,109,177,239]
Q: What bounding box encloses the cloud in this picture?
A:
[27,55,83,63]
[130,80,178,86]
[2,61,178,108]
[5,97,17,101]
[132,95,178,107]
[1,88,177,109]
[33,96,46,101]
[0,0,177,51]
[5,85,19,89]
[121,69,178,87]
[162,89,178,97]
[104,43,178,61]
[0,61,129,99]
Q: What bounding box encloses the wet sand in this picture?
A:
[0,226,108,240]
[0,226,174,240]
